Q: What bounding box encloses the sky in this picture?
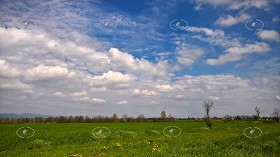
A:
[0,0,280,118]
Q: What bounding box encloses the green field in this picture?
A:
[0,120,279,157]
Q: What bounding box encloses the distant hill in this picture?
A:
[0,113,52,118]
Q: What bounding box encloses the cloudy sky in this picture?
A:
[0,0,279,118]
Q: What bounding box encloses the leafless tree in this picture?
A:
[202,98,214,127]
[255,107,261,121]
[111,113,118,122]
[271,108,280,123]
[161,111,167,119]
[203,98,214,118]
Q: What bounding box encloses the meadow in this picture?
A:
[0,120,279,157]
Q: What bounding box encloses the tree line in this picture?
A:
[0,113,176,124]
[1,98,279,124]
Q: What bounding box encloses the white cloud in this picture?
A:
[83,71,132,89]
[276,96,280,100]
[215,13,251,27]
[73,96,91,102]
[207,96,220,100]
[184,26,225,37]
[174,74,251,93]
[257,30,280,43]
[133,89,158,97]
[194,0,273,10]
[176,46,204,68]
[91,98,106,103]
[194,4,203,11]
[0,80,32,92]
[226,42,271,54]
[150,100,159,104]
[91,87,107,92]
[26,65,69,81]
[206,42,271,65]
[155,84,174,92]
[53,92,65,96]
[108,48,168,77]
[0,59,22,78]
[117,100,128,104]
[70,90,87,97]
[272,16,280,23]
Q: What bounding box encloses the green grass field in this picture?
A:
[0,120,279,157]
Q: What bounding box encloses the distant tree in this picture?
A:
[271,108,280,123]
[57,116,67,123]
[34,117,44,123]
[84,116,91,123]
[112,113,118,122]
[45,117,54,123]
[255,107,261,122]
[202,98,214,128]
[121,114,128,122]
[223,115,232,122]
[137,114,145,122]
[161,111,167,119]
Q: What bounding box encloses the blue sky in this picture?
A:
[0,0,280,117]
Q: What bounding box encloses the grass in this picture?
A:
[0,120,279,157]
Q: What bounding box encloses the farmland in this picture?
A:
[0,120,279,157]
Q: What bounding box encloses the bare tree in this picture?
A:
[137,114,145,122]
[121,114,128,122]
[111,113,118,122]
[255,107,261,122]
[161,111,167,119]
[203,99,214,118]
[202,98,214,128]
[271,108,280,123]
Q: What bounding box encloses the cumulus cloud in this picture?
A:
[215,13,251,27]
[174,74,251,93]
[155,84,174,92]
[176,46,204,68]
[133,89,158,97]
[0,79,32,92]
[257,30,280,43]
[206,42,271,65]
[53,91,65,96]
[117,100,128,104]
[207,96,220,100]
[26,65,70,81]
[194,0,273,10]
[73,96,91,102]
[91,98,106,103]
[83,71,132,89]
[108,48,168,77]
[184,26,225,37]
[91,87,107,92]
[70,90,88,97]
[0,59,22,78]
